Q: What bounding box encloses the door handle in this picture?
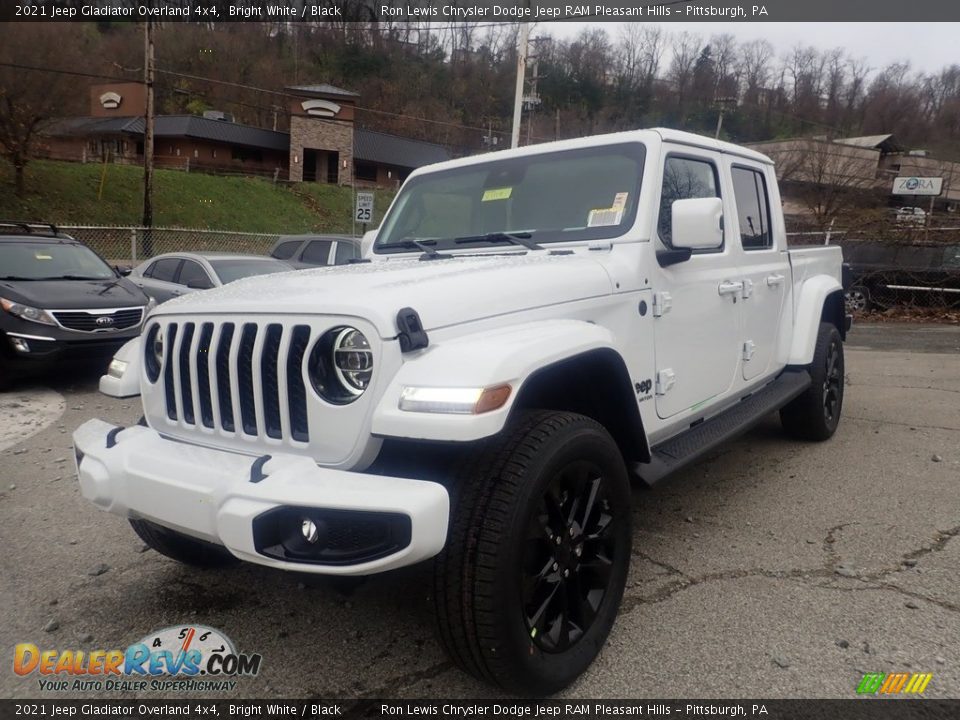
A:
[766,274,785,286]
[718,281,744,296]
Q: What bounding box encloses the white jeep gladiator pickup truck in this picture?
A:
[74,128,848,693]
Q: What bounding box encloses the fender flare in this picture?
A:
[371,319,629,443]
[788,275,843,366]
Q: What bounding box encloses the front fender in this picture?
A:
[372,319,618,442]
[788,275,843,366]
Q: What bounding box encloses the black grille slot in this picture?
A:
[237,323,258,436]
[261,324,283,439]
[178,323,196,425]
[196,323,214,428]
[287,325,311,442]
[163,324,178,420]
[54,308,143,331]
[215,323,236,432]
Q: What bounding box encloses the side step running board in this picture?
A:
[634,369,812,485]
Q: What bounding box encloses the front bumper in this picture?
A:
[73,419,450,575]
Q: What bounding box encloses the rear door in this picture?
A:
[137,257,183,303]
[652,149,743,420]
[727,162,788,382]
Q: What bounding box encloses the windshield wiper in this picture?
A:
[377,238,452,260]
[453,232,543,251]
[0,276,37,281]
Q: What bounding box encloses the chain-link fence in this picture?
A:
[61,226,284,265]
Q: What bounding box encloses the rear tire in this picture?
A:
[844,285,872,313]
[130,519,239,568]
[433,410,632,694]
[780,322,844,441]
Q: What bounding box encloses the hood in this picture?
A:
[155,252,615,337]
[0,277,149,309]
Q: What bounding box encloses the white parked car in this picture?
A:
[894,206,927,225]
[75,128,848,693]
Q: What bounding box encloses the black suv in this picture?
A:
[0,222,153,388]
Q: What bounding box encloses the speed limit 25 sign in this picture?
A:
[355,192,374,223]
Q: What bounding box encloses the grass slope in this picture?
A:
[0,160,395,234]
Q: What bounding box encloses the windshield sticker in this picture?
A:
[34,253,53,260]
[612,192,629,210]
[588,207,624,227]
[482,187,513,202]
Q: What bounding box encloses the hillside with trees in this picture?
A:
[4,19,960,166]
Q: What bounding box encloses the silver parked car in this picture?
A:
[129,252,293,304]
[269,234,361,268]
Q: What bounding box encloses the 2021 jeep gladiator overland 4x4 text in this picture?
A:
[74,129,848,693]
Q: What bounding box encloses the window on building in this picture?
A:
[212,149,217,159]
[193,149,199,159]
[355,162,378,183]
[731,166,773,250]
[657,156,721,247]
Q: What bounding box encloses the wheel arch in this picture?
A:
[508,348,650,464]
[788,276,845,366]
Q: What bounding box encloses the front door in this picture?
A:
[652,150,742,420]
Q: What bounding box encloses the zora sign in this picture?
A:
[892,177,943,196]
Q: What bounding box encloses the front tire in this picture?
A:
[433,411,632,694]
[844,285,872,313]
[130,519,239,568]
[780,322,845,441]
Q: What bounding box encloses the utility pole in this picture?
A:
[510,23,530,149]
[714,96,736,140]
[142,17,155,256]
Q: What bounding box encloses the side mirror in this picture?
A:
[671,197,723,251]
[186,279,213,290]
[114,265,132,277]
[360,229,378,258]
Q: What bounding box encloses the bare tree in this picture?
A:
[0,23,83,196]
[769,138,880,228]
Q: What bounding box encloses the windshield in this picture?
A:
[375,143,645,252]
[209,258,291,284]
[0,241,114,280]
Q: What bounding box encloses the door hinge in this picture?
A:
[743,340,756,361]
[741,278,754,299]
[656,368,676,395]
[652,291,672,317]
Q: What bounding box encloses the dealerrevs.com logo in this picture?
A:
[14,625,262,693]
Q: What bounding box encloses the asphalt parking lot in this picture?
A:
[1,322,958,700]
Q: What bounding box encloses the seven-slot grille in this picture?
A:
[158,320,311,442]
[53,307,144,332]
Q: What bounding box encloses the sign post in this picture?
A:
[355,191,374,234]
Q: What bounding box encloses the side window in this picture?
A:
[178,260,213,289]
[658,156,720,247]
[301,240,332,265]
[731,167,772,250]
[334,241,359,264]
[149,258,181,283]
[272,240,300,260]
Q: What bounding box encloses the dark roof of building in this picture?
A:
[45,115,451,170]
[285,84,359,98]
[44,115,289,152]
[354,128,450,169]
[836,134,906,154]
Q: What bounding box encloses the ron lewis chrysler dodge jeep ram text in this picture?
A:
[74,129,849,693]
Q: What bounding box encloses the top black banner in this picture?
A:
[3,0,960,23]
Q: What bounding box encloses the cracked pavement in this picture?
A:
[0,323,957,699]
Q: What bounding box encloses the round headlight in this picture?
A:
[307,326,373,404]
[144,324,162,383]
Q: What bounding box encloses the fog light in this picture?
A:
[107,359,128,378]
[301,518,320,544]
[10,337,30,353]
